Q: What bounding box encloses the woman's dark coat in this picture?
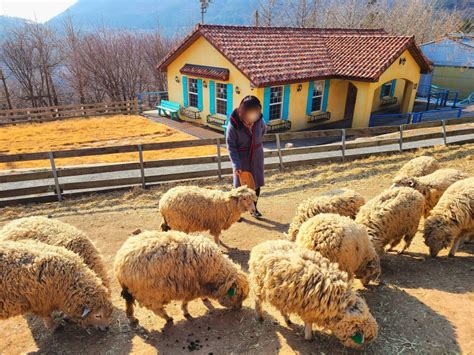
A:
[225,108,266,189]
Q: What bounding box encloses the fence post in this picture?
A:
[275,134,284,170]
[399,125,404,152]
[341,129,346,162]
[457,108,462,118]
[442,120,448,146]
[216,139,222,179]
[137,144,146,189]
[48,152,62,202]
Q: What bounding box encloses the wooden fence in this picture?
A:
[0,100,138,126]
[0,116,473,206]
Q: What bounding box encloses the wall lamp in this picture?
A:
[203,80,208,88]
[175,76,180,83]
[235,86,241,94]
[297,84,303,92]
[399,57,407,65]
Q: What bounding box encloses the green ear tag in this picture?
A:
[352,332,364,345]
[227,287,236,297]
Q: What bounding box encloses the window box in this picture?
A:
[207,114,227,127]
[180,106,201,119]
[380,96,398,106]
[267,120,292,133]
[307,111,331,123]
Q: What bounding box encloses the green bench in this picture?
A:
[156,100,180,120]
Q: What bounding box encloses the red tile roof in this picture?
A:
[180,64,230,81]
[158,25,431,87]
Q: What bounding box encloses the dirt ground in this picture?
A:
[0,115,219,170]
[0,144,473,354]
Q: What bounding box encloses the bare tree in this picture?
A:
[258,0,283,26]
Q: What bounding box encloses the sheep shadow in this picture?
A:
[274,284,461,354]
[132,307,282,354]
[242,216,288,233]
[226,248,251,272]
[24,306,134,355]
[380,251,474,294]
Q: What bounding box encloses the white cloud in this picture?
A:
[0,0,77,22]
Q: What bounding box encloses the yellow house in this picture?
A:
[158,25,431,131]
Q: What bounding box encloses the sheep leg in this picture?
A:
[43,316,59,331]
[181,301,190,317]
[448,235,464,257]
[254,297,264,322]
[304,322,313,341]
[150,305,173,323]
[281,311,291,326]
[398,234,415,255]
[160,219,171,232]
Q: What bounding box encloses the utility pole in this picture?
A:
[200,0,212,24]
[0,69,13,110]
[254,10,260,27]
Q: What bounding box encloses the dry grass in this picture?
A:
[0,115,220,170]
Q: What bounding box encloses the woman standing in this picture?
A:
[226,95,266,218]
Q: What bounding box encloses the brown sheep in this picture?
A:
[249,240,378,349]
[0,240,113,331]
[158,185,257,247]
[296,213,380,285]
[287,188,365,241]
[114,230,249,325]
[424,177,474,257]
[356,187,424,255]
[392,168,469,217]
[0,216,109,289]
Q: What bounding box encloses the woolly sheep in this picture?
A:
[394,156,440,180]
[296,213,380,285]
[392,168,469,217]
[0,240,113,331]
[249,240,378,349]
[424,177,474,257]
[0,216,109,289]
[159,185,257,246]
[356,187,424,255]
[287,188,366,241]
[114,230,249,325]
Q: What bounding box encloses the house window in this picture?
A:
[188,78,199,108]
[269,86,283,120]
[311,81,324,112]
[216,83,227,115]
[381,82,392,97]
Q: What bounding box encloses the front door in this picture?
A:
[344,83,357,120]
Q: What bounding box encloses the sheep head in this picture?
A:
[424,216,454,257]
[356,253,381,286]
[214,270,249,310]
[391,176,422,191]
[229,186,257,213]
[80,305,113,330]
[330,295,378,349]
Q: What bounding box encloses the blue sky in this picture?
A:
[0,0,76,22]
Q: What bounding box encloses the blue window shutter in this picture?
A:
[263,87,271,122]
[390,79,397,97]
[282,84,291,120]
[209,80,215,114]
[306,81,314,115]
[197,79,203,111]
[226,83,233,118]
[322,79,330,112]
[182,76,188,107]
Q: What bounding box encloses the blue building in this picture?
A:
[419,33,474,98]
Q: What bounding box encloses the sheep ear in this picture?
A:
[352,331,364,344]
[81,307,91,318]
